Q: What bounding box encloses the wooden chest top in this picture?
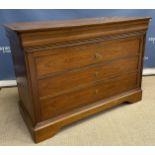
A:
[6,16,150,32]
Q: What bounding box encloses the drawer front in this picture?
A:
[35,37,140,78]
[38,56,139,99]
[40,72,138,120]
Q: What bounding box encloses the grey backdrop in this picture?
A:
[0,9,155,80]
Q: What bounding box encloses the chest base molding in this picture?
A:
[19,88,142,143]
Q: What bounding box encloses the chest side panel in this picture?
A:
[6,29,36,123]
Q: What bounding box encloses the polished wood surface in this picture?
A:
[35,36,140,77]
[38,56,139,99]
[5,17,150,143]
[5,16,150,32]
[40,72,138,120]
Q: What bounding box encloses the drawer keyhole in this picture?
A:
[94,72,99,77]
[95,53,102,60]
[95,89,99,94]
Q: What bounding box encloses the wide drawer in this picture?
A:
[38,56,139,99]
[40,72,138,120]
[35,36,140,78]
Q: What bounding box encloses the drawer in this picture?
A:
[35,37,140,78]
[40,72,138,120]
[38,56,139,99]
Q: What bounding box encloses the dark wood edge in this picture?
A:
[139,34,147,87]
[25,53,42,122]
[4,16,151,33]
[18,100,35,141]
[19,88,142,143]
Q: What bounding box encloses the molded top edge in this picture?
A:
[5,16,151,32]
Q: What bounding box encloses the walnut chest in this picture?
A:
[5,17,150,143]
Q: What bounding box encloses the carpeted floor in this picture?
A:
[0,76,155,146]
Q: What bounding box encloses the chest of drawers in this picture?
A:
[5,17,150,143]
